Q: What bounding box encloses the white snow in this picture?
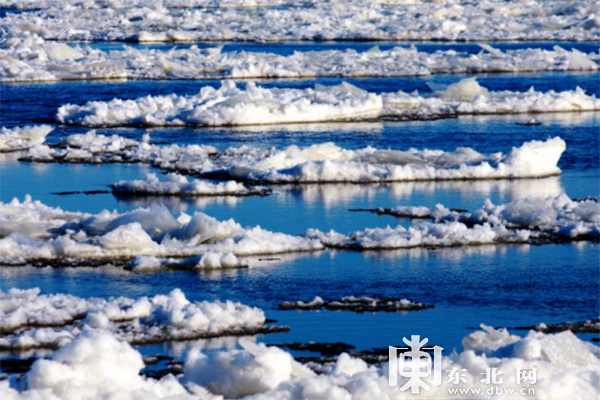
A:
[112,173,267,197]
[2,36,598,82]
[0,125,52,152]
[2,0,599,42]
[56,80,600,127]
[0,287,266,350]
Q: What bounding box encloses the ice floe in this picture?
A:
[511,318,600,334]
[433,194,600,239]
[279,296,434,312]
[2,0,599,42]
[0,287,282,350]
[315,195,600,250]
[56,80,600,127]
[0,126,53,153]
[2,36,598,82]
[0,196,323,265]
[56,82,383,127]
[2,323,598,399]
[22,129,567,183]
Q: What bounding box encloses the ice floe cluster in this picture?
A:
[0,125,53,153]
[2,0,598,42]
[383,194,600,240]
[1,193,597,266]
[2,36,598,82]
[22,129,567,182]
[56,80,600,127]
[1,321,599,399]
[112,173,269,197]
[0,196,323,265]
[0,287,276,350]
[312,195,600,250]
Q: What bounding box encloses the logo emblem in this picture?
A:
[389,335,443,393]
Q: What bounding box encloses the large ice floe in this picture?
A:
[1,0,599,42]
[23,129,567,183]
[0,194,597,266]
[2,35,599,82]
[0,287,281,351]
[1,319,599,400]
[0,196,323,265]
[0,125,53,153]
[56,79,600,127]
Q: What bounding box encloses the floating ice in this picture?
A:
[2,36,598,82]
[322,195,600,250]
[57,82,383,127]
[112,173,269,197]
[23,131,567,183]
[0,125,52,152]
[279,296,434,312]
[2,0,599,42]
[56,80,600,127]
[434,194,600,239]
[0,287,276,350]
[512,317,600,334]
[0,197,323,265]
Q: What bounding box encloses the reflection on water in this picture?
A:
[275,177,564,209]
[115,194,247,213]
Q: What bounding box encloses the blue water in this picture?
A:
[1,42,599,364]
[85,41,600,55]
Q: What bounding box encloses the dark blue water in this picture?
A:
[85,41,600,55]
[1,42,599,362]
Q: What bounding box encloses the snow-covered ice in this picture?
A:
[23,130,567,182]
[56,80,600,127]
[309,195,600,250]
[1,323,598,400]
[0,287,273,350]
[0,125,53,152]
[432,194,600,239]
[57,82,383,127]
[2,37,598,82]
[0,196,323,265]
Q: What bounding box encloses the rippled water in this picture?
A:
[1,41,599,364]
